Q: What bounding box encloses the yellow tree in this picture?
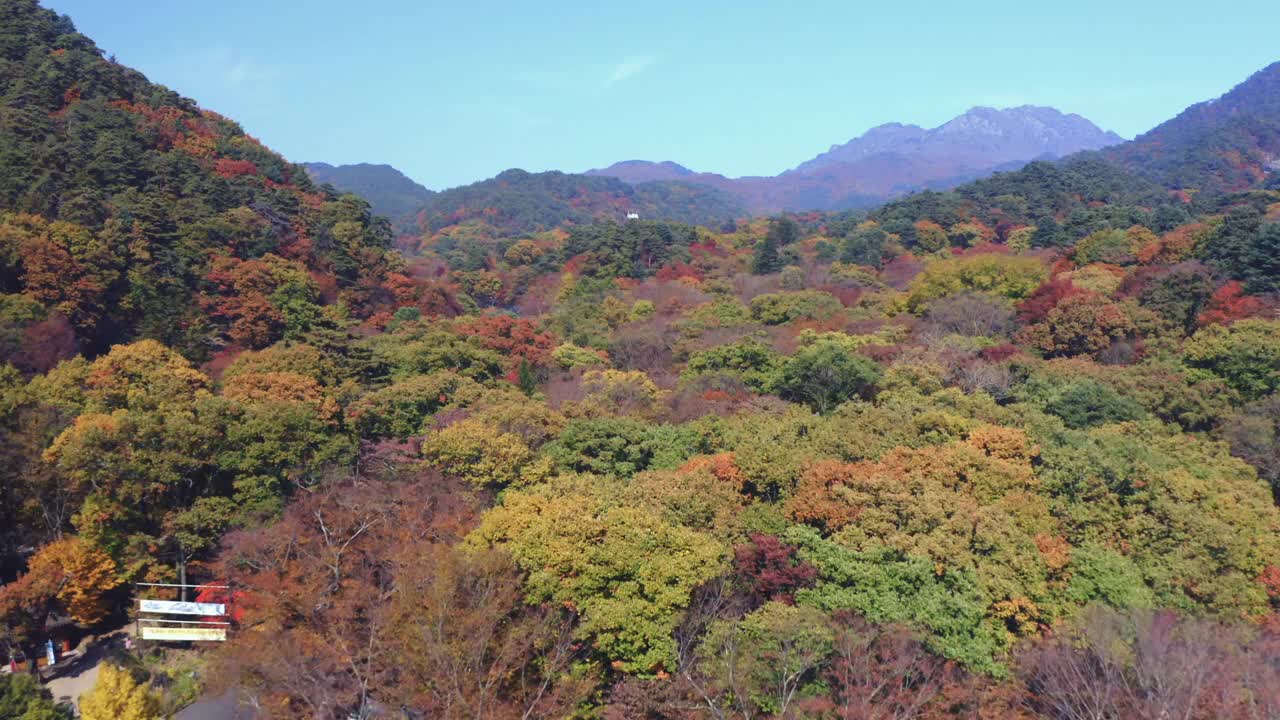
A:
[78,664,163,720]
[420,418,547,488]
[25,537,122,624]
[0,537,121,660]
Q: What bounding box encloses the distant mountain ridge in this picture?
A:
[793,106,1123,174]
[587,105,1124,211]
[870,62,1280,247]
[302,162,435,223]
[314,64,1280,238]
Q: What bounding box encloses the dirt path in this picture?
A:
[43,626,131,710]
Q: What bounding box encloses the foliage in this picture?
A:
[1205,221,1280,293]
[417,169,743,238]
[421,418,544,488]
[698,601,833,717]
[0,673,72,720]
[749,290,842,325]
[78,664,163,720]
[550,342,608,370]
[345,370,483,440]
[906,254,1047,313]
[542,417,701,477]
[777,336,882,413]
[1182,318,1280,399]
[5,5,1280,714]
[1018,293,1137,358]
[468,487,726,673]
[733,532,818,605]
[683,340,784,394]
[563,220,700,278]
[1041,379,1146,429]
[1219,395,1280,497]
[1037,422,1280,616]
[787,526,1006,672]
[19,537,121,625]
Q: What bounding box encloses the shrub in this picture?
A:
[749,291,843,325]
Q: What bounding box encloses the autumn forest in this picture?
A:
[2,1,1280,718]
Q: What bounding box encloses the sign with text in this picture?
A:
[140,626,226,642]
[139,599,226,616]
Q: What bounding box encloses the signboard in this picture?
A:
[140,626,226,642]
[139,599,226,616]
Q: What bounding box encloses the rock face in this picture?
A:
[587,106,1124,212]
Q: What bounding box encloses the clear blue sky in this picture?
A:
[44,0,1280,190]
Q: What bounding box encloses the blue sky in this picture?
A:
[45,0,1280,190]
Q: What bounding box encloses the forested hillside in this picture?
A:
[0,0,404,363]
[2,2,1280,719]
[1104,61,1280,195]
[410,168,744,243]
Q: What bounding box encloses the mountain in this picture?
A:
[416,169,743,239]
[1104,61,1280,194]
[587,106,1124,212]
[586,160,696,184]
[302,162,435,223]
[0,0,396,359]
[794,106,1123,176]
[873,61,1280,238]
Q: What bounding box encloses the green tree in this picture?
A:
[752,217,799,274]
[1182,318,1280,400]
[751,232,782,275]
[0,673,72,720]
[787,526,1005,672]
[840,225,888,267]
[683,341,784,393]
[1201,207,1278,292]
[467,488,726,673]
[1043,379,1146,429]
[421,418,544,488]
[749,291,843,325]
[778,339,881,414]
[345,371,484,441]
[542,417,701,477]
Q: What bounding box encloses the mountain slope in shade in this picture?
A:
[1103,61,1280,194]
[588,106,1124,212]
[303,162,435,222]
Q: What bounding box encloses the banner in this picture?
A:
[139,599,226,616]
[140,626,226,642]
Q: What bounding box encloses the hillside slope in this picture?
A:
[0,0,397,360]
[303,162,435,223]
[1104,61,1280,194]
